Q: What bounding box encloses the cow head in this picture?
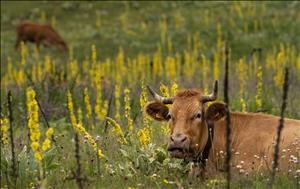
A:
[145,81,227,160]
[58,40,69,52]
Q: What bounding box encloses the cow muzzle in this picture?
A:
[167,133,193,158]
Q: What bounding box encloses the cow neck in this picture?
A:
[193,120,214,168]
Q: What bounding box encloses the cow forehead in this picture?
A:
[171,96,202,116]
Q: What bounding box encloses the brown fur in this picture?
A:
[15,21,68,52]
[145,88,300,176]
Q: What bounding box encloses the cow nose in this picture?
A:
[170,133,187,144]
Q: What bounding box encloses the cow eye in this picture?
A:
[166,113,172,120]
[195,113,201,119]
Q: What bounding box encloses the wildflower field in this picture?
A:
[1,1,300,189]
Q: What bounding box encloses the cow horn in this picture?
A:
[201,80,218,103]
[146,85,174,104]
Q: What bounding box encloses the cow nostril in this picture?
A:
[170,136,174,142]
[181,136,187,143]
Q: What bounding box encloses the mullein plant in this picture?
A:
[159,15,167,47]
[106,117,127,145]
[0,117,9,145]
[237,58,247,112]
[159,82,170,97]
[116,47,125,84]
[255,66,263,110]
[20,41,27,65]
[95,72,108,123]
[201,54,209,93]
[297,55,300,70]
[124,88,133,131]
[171,82,178,96]
[274,49,286,88]
[153,46,163,79]
[95,10,101,29]
[165,56,176,81]
[67,91,105,159]
[114,84,121,121]
[138,81,151,147]
[84,88,93,128]
[51,15,56,28]
[160,82,172,135]
[27,87,55,160]
[26,87,43,162]
[213,22,223,83]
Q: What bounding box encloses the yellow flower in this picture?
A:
[138,126,151,147]
[124,88,133,131]
[0,117,9,145]
[84,88,93,124]
[42,139,51,151]
[46,128,54,138]
[106,117,127,144]
[98,149,105,159]
[67,90,77,126]
[171,82,178,96]
[159,82,169,97]
[114,84,121,120]
[34,152,43,161]
[30,131,41,142]
[66,93,105,159]
[31,142,39,151]
[139,81,148,110]
[255,66,263,109]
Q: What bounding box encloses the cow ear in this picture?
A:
[205,102,227,122]
[145,101,170,121]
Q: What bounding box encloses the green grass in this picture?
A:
[1,1,300,189]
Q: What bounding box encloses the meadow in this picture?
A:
[1,1,300,189]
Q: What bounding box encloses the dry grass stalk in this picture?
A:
[223,44,231,189]
[270,67,289,187]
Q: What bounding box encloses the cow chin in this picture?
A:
[168,148,194,159]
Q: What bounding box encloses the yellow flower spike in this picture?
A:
[91,44,97,64]
[20,42,28,65]
[138,126,151,147]
[27,87,44,162]
[139,81,148,110]
[98,149,105,159]
[84,88,93,125]
[165,56,176,80]
[46,128,54,138]
[67,92,105,158]
[153,46,163,78]
[237,58,247,112]
[67,90,77,126]
[159,15,167,46]
[139,81,152,144]
[114,84,121,120]
[171,82,178,96]
[124,88,133,131]
[159,82,170,97]
[96,10,101,29]
[255,66,263,109]
[77,108,83,125]
[0,117,9,145]
[106,117,127,144]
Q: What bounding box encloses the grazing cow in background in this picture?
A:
[15,21,68,52]
[145,81,300,178]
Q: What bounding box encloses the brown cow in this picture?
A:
[15,21,68,52]
[145,81,300,178]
